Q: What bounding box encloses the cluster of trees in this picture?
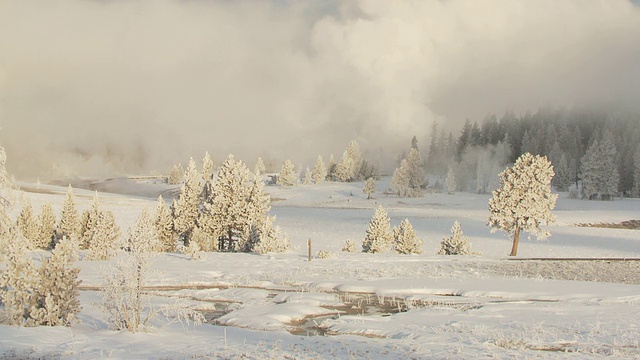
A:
[1,147,81,327]
[451,107,640,199]
[169,153,289,254]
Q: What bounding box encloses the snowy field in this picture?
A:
[2,177,640,359]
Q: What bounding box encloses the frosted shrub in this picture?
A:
[438,221,474,255]
[250,218,290,254]
[316,250,332,259]
[392,219,423,254]
[362,206,392,253]
[342,239,357,253]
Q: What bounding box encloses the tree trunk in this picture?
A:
[510,226,520,256]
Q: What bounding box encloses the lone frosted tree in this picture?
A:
[392,219,423,254]
[488,153,557,256]
[312,155,327,184]
[362,205,392,253]
[254,157,266,175]
[168,163,184,185]
[363,178,376,199]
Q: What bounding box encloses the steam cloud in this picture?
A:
[1,0,639,179]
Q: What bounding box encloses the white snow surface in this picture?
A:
[2,178,640,359]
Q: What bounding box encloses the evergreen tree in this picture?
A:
[16,199,38,246]
[200,155,251,251]
[312,155,327,184]
[445,166,456,194]
[327,154,336,180]
[488,153,557,256]
[362,206,392,253]
[85,211,120,261]
[277,160,298,187]
[36,203,56,250]
[171,158,201,245]
[168,163,184,185]
[303,167,312,185]
[31,239,81,326]
[154,195,175,252]
[552,154,573,192]
[391,159,412,197]
[254,157,266,176]
[201,151,214,183]
[392,219,422,254]
[0,145,16,238]
[438,221,474,255]
[0,231,38,325]
[392,148,424,197]
[581,138,619,200]
[79,192,102,250]
[57,185,79,244]
[334,140,361,182]
[363,178,376,199]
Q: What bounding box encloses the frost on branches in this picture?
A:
[362,205,392,253]
[488,153,557,256]
[312,155,327,184]
[36,203,56,250]
[392,219,423,254]
[16,198,38,248]
[154,195,175,252]
[438,221,474,255]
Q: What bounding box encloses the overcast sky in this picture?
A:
[1,0,639,179]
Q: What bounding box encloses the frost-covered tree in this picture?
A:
[392,219,423,254]
[16,199,39,246]
[248,216,290,254]
[79,192,102,249]
[392,148,424,197]
[362,206,392,253]
[36,203,56,250]
[168,163,184,185]
[363,177,376,199]
[201,151,214,183]
[488,153,557,256]
[254,157,266,176]
[303,167,312,185]
[277,159,298,187]
[581,138,619,200]
[552,154,573,192]
[154,195,175,252]
[56,185,79,244]
[334,140,362,182]
[85,211,120,261]
[438,221,474,255]
[200,155,250,251]
[312,155,327,184]
[445,166,456,194]
[0,231,38,325]
[31,239,81,326]
[171,158,201,245]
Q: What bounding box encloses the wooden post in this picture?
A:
[308,238,312,262]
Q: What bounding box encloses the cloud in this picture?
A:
[1,0,639,179]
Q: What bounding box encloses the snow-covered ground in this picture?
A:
[2,178,640,359]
